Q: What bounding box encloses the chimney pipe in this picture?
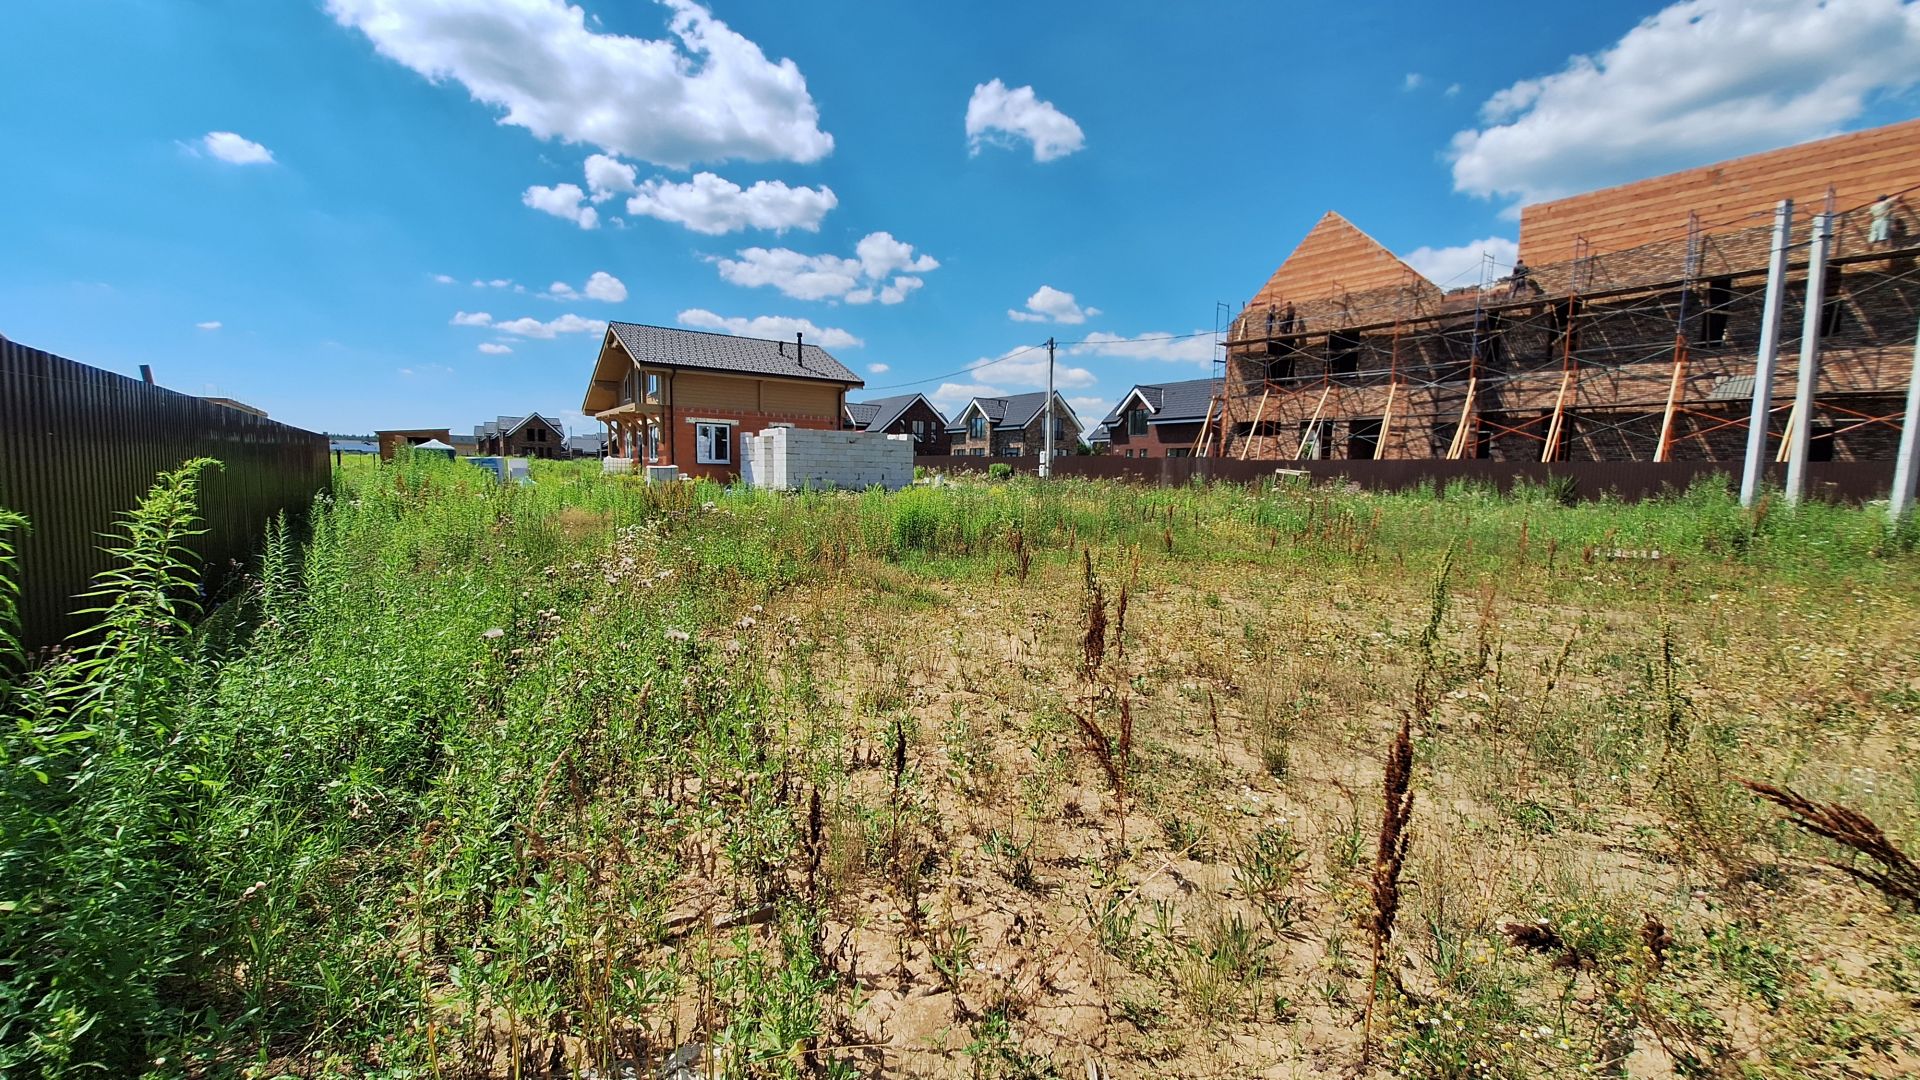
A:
[139,364,155,384]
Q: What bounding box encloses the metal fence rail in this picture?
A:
[1,340,330,649]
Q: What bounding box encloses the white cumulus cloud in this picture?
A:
[867,362,890,374]
[451,311,493,326]
[478,342,513,354]
[1008,285,1098,324]
[931,381,1007,415]
[675,308,863,349]
[1068,331,1215,366]
[326,0,833,168]
[714,231,936,304]
[1398,236,1520,287]
[545,271,628,303]
[431,273,456,284]
[195,320,222,331]
[523,182,598,228]
[1449,0,1920,207]
[966,79,1085,162]
[623,170,836,234]
[489,313,608,339]
[969,346,1096,390]
[199,131,275,165]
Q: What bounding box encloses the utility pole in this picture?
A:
[1891,316,1920,521]
[1041,337,1055,478]
[1740,199,1793,507]
[1785,212,1832,505]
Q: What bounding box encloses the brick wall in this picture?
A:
[668,409,841,480]
[1520,119,1920,267]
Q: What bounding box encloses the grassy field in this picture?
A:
[4,455,1920,1078]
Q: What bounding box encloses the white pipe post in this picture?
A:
[1784,212,1832,505]
[1740,200,1793,506]
[1041,337,1055,478]
[1891,318,1920,521]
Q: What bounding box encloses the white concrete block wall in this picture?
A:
[740,427,913,491]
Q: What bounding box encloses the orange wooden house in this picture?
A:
[581,323,864,480]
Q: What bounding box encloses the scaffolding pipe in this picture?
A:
[1785,212,1833,504]
[1740,200,1794,506]
[1892,316,1920,521]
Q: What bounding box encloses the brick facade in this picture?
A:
[1105,406,1203,458]
[1217,121,1920,464]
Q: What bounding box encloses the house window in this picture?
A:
[969,414,987,440]
[1166,448,1192,458]
[1128,409,1148,436]
[1700,277,1731,344]
[645,372,662,404]
[1298,421,1329,460]
[1820,292,1847,337]
[1328,330,1361,375]
[1348,418,1382,460]
[696,422,731,464]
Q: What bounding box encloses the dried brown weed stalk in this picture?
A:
[1738,778,1920,909]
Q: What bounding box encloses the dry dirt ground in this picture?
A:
[684,543,1920,1079]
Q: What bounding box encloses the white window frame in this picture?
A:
[696,422,732,464]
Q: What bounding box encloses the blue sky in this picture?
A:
[5,0,1918,436]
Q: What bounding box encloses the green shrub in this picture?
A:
[987,462,1014,480]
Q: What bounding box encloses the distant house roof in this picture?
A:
[1087,423,1111,445]
[609,322,862,385]
[1100,378,1217,428]
[567,430,607,454]
[846,393,943,433]
[475,414,559,439]
[329,438,378,454]
[951,391,1083,435]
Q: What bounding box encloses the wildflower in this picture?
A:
[482,627,505,640]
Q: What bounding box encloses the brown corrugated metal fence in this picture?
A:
[915,455,1897,503]
[1,340,330,649]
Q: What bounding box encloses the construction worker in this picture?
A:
[1869,194,1897,245]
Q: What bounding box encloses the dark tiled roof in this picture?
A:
[567,431,607,453]
[1087,424,1111,444]
[610,322,862,385]
[991,391,1050,428]
[1099,378,1216,427]
[847,393,941,432]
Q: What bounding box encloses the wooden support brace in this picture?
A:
[1375,380,1398,461]
[1654,335,1690,462]
[1238,389,1270,460]
[1446,378,1478,459]
[1296,383,1333,460]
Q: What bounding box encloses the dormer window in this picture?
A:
[1128,408,1148,436]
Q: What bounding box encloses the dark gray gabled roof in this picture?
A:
[846,393,943,433]
[952,392,1082,435]
[609,322,862,385]
[1099,378,1216,427]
